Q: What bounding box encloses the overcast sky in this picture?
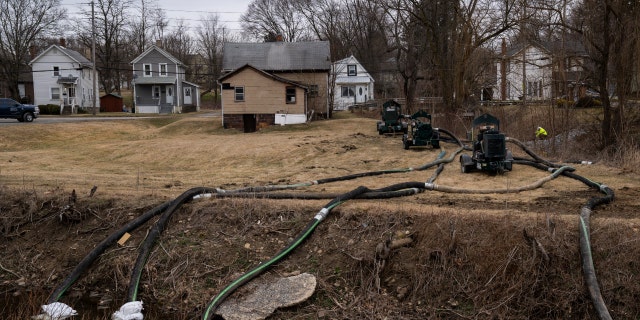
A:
[157,0,251,33]
[60,0,252,36]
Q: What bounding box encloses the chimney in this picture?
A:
[29,46,37,60]
[156,39,163,48]
[60,38,66,47]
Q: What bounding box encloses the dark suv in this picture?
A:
[0,98,40,122]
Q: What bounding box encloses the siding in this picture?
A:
[221,68,306,115]
[31,46,98,108]
[276,72,328,115]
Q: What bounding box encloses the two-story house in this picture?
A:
[29,40,98,113]
[131,43,200,114]
[496,39,589,102]
[332,55,375,111]
[219,41,331,132]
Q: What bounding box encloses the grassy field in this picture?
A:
[0,109,639,319]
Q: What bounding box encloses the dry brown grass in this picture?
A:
[1,110,639,319]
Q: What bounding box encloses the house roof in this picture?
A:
[335,76,374,84]
[29,45,93,68]
[183,80,201,88]
[503,40,587,58]
[133,76,177,84]
[218,64,308,89]
[101,93,122,99]
[222,41,331,72]
[131,45,184,66]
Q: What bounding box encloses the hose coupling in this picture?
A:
[314,208,330,222]
[424,183,435,190]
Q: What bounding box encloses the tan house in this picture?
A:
[219,41,331,132]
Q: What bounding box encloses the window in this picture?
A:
[143,64,152,77]
[51,87,60,100]
[308,85,318,97]
[347,65,357,76]
[538,80,543,97]
[341,86,355,97]
[159,63,167,76]
[152,85,160,98]
[53,66,60,76]
[235,86,245,101]
[286,86,296,103]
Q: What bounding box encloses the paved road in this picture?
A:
[0,111,220,126]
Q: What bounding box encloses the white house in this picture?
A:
[496,39,588,102]
[332,55,374,110]
[29,41,99,113]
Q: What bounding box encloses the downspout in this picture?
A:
[305,86,308,120]
[175,78,178,113]
[326,71,330,118]
[132,65,136,114]
[501,38,507,100]
[220,82,224,128]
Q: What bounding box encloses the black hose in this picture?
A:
[127,187,217,302]
[47,200,173,303]
[506,137,561,168]
[514,159,614,320]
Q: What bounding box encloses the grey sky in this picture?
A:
[59,0,251,35]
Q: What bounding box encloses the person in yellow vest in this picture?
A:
[536,126,548,140]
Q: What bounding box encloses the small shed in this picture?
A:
[100,93,124,112]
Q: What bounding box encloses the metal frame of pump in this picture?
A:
[402,110,440,149]
[460,113,514,173]
[377,100,408,135]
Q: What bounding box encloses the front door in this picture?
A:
[184,87,192,105]
[356,86,365,103]
[166,86,173,104]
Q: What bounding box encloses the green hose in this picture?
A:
[201,187,368,320]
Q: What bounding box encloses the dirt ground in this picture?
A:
[0,112,639,319]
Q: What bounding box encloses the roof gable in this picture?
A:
[131,45,184,66]
[29,45,93,68]
[222,41,331,72]
[218,64,307,89]
[333,55,374,83]
[504,40,587,58]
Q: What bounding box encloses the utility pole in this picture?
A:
[92,0,97,115]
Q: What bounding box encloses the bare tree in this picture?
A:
[0,0,63,100]
[242,0,312,41]
[567,0,635,148]
[163,21,193,62]
[74,0,132,94]
[196,14,225,98]
[127,0,161,54]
